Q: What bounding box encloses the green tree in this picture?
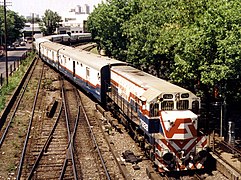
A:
[7,11,26,43]
[0,7,25,45]
[171,0,241,103]
[88,0,241,103]
[39,9,61,35]
[123,0,178,77]
[87,0,140,60]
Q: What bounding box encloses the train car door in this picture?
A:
[73,61,75,77]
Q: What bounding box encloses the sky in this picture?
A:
[10,0,104,17]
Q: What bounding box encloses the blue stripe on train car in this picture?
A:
[138,111,161,134]
[42,58,102,102]
[58,66,102,102]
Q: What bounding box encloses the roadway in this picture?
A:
[0,43,32,82]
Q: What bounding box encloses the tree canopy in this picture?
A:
[87,0,241,104]
[0,7,25,44]
[39,9,62,35]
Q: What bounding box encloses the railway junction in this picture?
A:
[0,42,240,179]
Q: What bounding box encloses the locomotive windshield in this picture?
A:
[161,101,174,110]
[177,100,189,110]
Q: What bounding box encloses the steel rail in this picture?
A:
[213,137,241,176]
[219,139,241,155]
[16,63,45,180]
[193,172,203,180]
[27,102,63,179]
[59,107,80,180]
[59,78,78,180]
[0,58,38,147]
[213,150,241,176]
[94,104,134,180]
[78,93,111,180]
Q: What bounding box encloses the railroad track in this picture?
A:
[73,86,126,179]
[0,55,127,179]
[19,76,79,179]
[16,71,128,179]
[212,136,241,176]
[0,57,45,178]
[17,61,64,179]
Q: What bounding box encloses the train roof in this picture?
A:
[34,37,50,44]
[41,41,127,70]
[41,41,72,51]
[36,33,91,42]
[62,48,128,70]
[111,66,194,102]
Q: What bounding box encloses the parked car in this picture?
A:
[12,42,20,47]
[7,45,15,50]
[20,41,26,46]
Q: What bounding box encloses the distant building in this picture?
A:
[22,4,92,36]
[56,4,90,34]
[22,22,42,39]
[69,4,90,14]
[83,4,90,14]
[25,13,40,20]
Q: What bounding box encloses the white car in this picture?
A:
[20,41,26,46]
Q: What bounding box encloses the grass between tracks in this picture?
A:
[0,51,36,112]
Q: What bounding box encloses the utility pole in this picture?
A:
[4,0,8,85]
[0,0,11,85]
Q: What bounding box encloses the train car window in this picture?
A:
[86,67,90,77]
[177,100,189,110]
[181,93,189,98]
[81,63,83,67]
[77,62,79,65]
[161,101,174,110]
[163,94,173,99]
[69,58,70,61]
[192,100,199,114]
[97,73,100,80]
[150,103,159,117]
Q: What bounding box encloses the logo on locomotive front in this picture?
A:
[162,118,197,139]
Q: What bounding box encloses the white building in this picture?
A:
[57,4,91,34]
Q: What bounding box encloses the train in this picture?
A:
[37,33,92,45]
[34,33,208,173]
